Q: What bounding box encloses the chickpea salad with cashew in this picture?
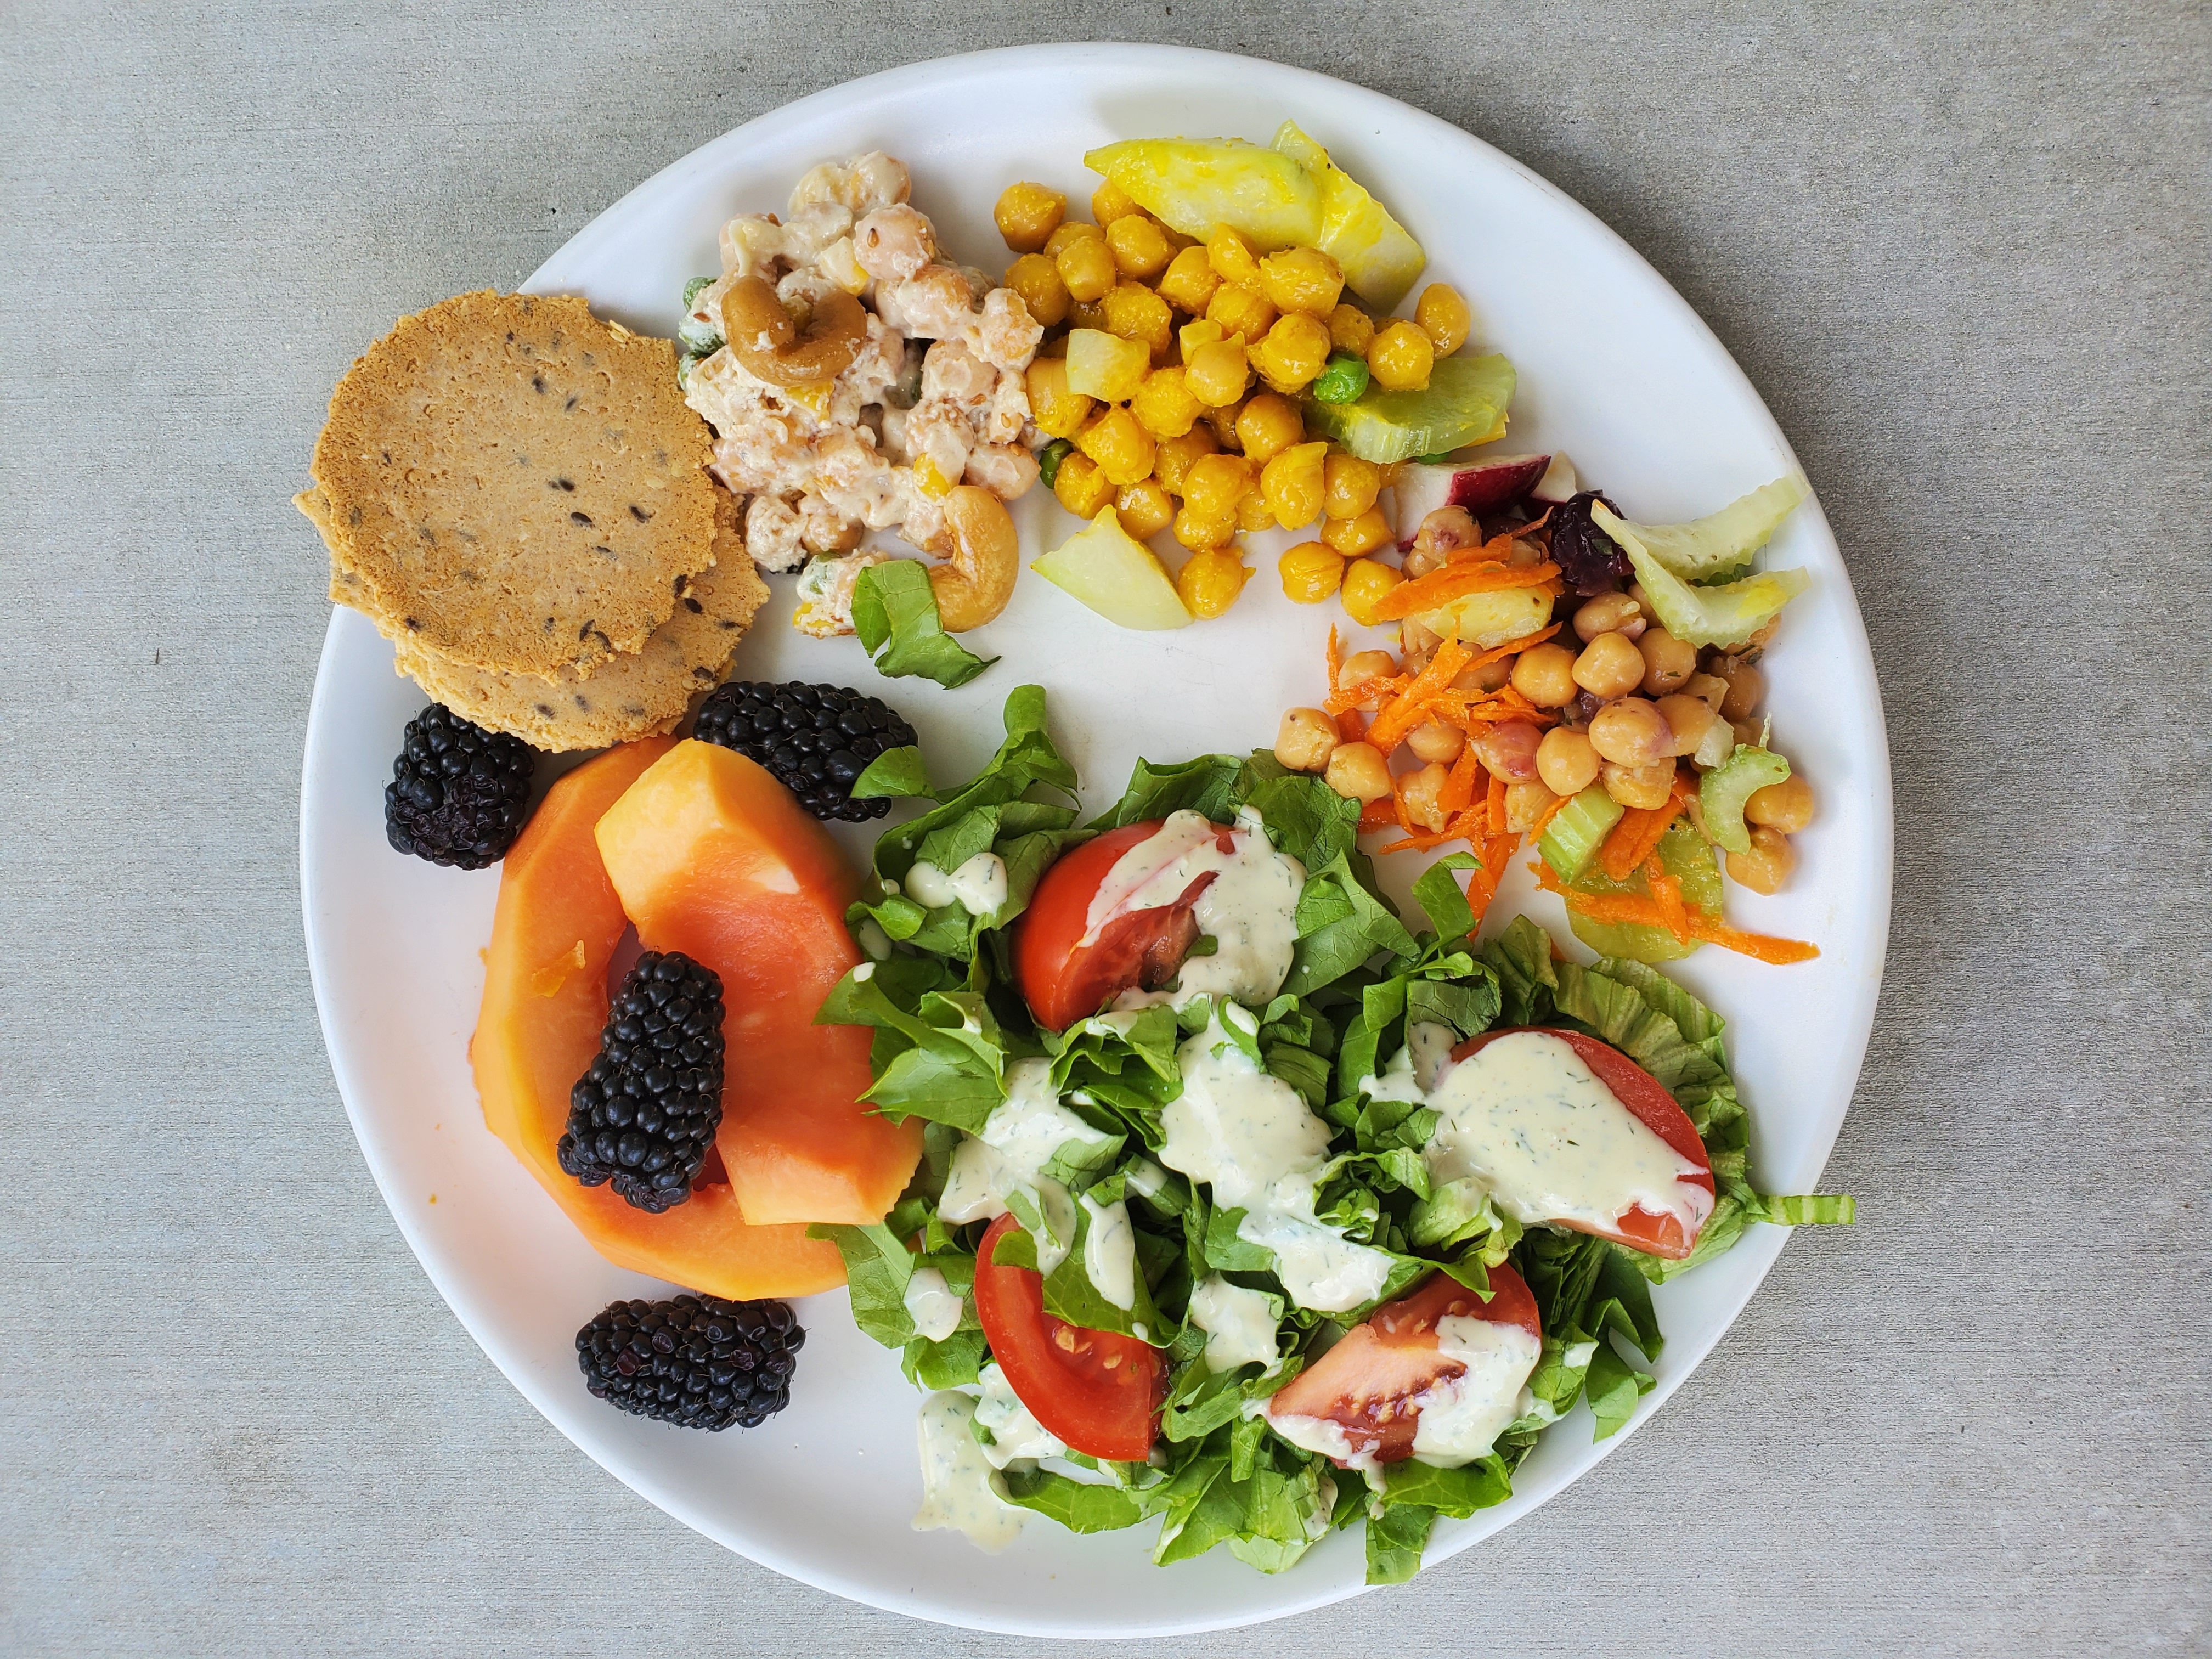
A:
[302,126,1851,1588]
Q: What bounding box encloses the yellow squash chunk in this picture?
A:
[1084,138,1323,251]
[1271,120,1426,311]
[1031,507,1194,630]
[1064,328,1152,401]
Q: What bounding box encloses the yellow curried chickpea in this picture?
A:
[1051,450,1116,517]
[1106,213,1175,281]
[1726,825,1797,894]
[1322,452,1384,520]
[1536,727,1601,796]
[1367,319,1435,391]
[1183,337,1251,407]
[1654,692,1719,757]
[1588,697,1674,767]
[1101,283,1175,359]
[994,182,1067,253]
[1339,558,1404,627]
[1068,296,1109,334]
[1321,507,1394,559]
[1573,633,1647,699]
[1718,662,1767,721]
[1181,453,1253,518]
[1682,671,1730,712]
[1075,405,1156,487]
[1511,642,1582,708]
[1091,179,1142,224]
[1156,245,1222,314]
[1250,312,1333,390]
[1400,762,1453,833]
[1003,253,1070,328]
[1745,774,1816,833]
[1025,357,1093,439]
[1601,759,1677,811]
[1639,628,1697,695]
[1260,439,1329,529]
[1257,246,1346,317]
[1054,234,1118,303]
[1326,302,1375,356]
[1275,707,1340,773]
[1115,479,1176,541]
[1278,541,1347,603]
[1131,365,1203,438]
[1207,283,1280,343]
[1176,549,1251,619]
[1324,740,1395,804]
[1235,393,1305,465]
[1573,592,1646,642]
[1235,487,1277,533]
[1152,426,1218,494]
[1206,227,1262,287]
[1044,220,1104,257]
[1172,502,1238,552]
[1203,400,1247,451]
[1406,716,1466,765]
[1414,283,1472,356]
[1504,779,1560,834]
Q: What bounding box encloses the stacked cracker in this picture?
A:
[297,291,767,750]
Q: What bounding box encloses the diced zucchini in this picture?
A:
[1301,354,1516,464]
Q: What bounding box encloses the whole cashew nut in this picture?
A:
[719,276,867,387]
[929,486,1019,632]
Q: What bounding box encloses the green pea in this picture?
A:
[1037,438,1074,487]
[1308,354,1372,404]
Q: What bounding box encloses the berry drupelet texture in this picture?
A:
[384,704,537,868]
[576,1295,805,1430]
[692,681,916,822]
[558,951,726,1213]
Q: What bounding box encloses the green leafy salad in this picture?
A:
[809,686,1850,1583]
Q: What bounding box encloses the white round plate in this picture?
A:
[301,42,1889,1639]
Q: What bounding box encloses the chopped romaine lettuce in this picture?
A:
[851,557,998,687]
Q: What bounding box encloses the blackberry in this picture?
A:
[577,1294,804,1431]
[693,681,916,822]
[558,952,726,1212]
[385,704,537,868]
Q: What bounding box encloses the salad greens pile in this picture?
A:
[810,686,1850,1584]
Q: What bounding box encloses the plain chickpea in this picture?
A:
[1638,629,1697,695]
[1588,697,1674,766]
[1536,727,1600,796]
[1511,642,1581,707]
[1601,759,1677,810]
[1406,505,1480,578]
[1405,716,1466,765]
[1745,774,1816,833]
[1682,672,1730,712]
[1472,720,1543,782]
[1399,762,1453,832]
[1455,656,1514,694]
[1572,633,1647,699]
[1324,741,1395,804]
[1572,593,1645,642]
[1726,825,1797,894]
[1275,707,1339,773]
[1504,780,1560,834]
[1654,692,1719,757]
[1336,648,1401,704]
[1733,717,1766,748]
[1718,662,1767,721]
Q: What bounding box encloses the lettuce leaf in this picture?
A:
[851,557,998,687]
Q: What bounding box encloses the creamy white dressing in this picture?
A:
[1408,1315,1543,1466]
[1158,1006,1396,1314]
[911,1391,1022,1551]
[1414,1031,1713,1239]
[1084,808,1305,1009]
[1257,1403,1363,1467]
[974,1362,1066,1468]
[938,1057,1113,1245]
[1079,1194,1137,1311]
[901,1267,963,1343]
[1187,1275,1282,1374]
[905,851,1010,916]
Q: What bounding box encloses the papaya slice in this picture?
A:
[472,738,845,1299]
[594,739,923,1227]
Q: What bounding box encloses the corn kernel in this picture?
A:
[1092,179,1143,224]
[1176,549,1252,620]
[1322,452,1384,520]
[1025,357,1093,439]
[1257,245,1345,317]
[1414,283,1471,356]
[1322,506,1394,558]
[1155,245,1222,315]
[994,182,1066,253]
[1326,302,1375,356]
[1131,366,1203,438]
[1045,221,1104,257]
[1234,393,1305,465]
[1105,214,1174,282]
[1153,426,1219,494]
[1340,557,1405,627]
[1075,405,1158,487]
[1206,283,1278,343]
[1115,478,1176,540]
[1367,319,1435,392]
[1260,439,1329,529]
[1173,503,1238,552]
[1004,253,1070,328]
[1099,283,1174,359]
[1052,450,1116,517]
[1249,312,1333,391]
[1055,234,1118,303]
[1236,487,1277,533]
[913,454,955,499]
[1278,540,1347,603]
[1184,337,1250,407]
[1206,227,1261,287]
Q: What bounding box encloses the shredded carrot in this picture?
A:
[1358,797,1398,833]
[1532,863,1819,963]
[1325,624,1344,688]
[1644,858,1691,936]
[1600,800,1684,882]
[1335,709,1367,743]
[1528,788,1576,840]
[1485,771,1508,836]
[1376,827,1465,855]
[1465,831,1520,924]
[1370,560,1563,622]
[1325,674,1407,716]
[1441,529,1520,565]
[1440,746,1482,815]
[1459,622,1560,675]
[1366,639,1472,751]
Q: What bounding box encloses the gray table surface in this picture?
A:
[4,2,2207,1653]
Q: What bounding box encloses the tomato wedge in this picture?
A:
[1266,1265,1542,1466]
[1449,1026,1717,1259]
[1013,817,1236,1031]
[971,1213,1164,1460]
